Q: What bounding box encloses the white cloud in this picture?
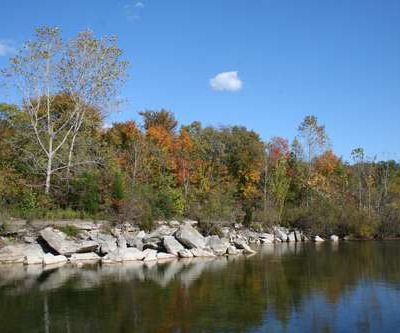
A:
[209,71,243,92]
[135,2,145,8]
[0,40,16,56]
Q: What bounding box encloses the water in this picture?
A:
[1,241,400,333]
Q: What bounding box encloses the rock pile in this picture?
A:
[0,220,340,266]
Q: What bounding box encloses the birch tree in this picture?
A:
[2,27,127,194]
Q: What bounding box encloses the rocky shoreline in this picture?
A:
[0,219,339,266]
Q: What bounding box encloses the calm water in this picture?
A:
[1,241,400,333]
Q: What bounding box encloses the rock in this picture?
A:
[157,252,176,260]
[206,235,228,256]
[330,235,339,242]
[273,226,288,242]
[117,235,127,249]
[288,232,296,242]
[0,244,43,264]
[227,245,238,255]
[121,248,146,261]
[98,234,117,255]
[142,249,158,261]
[178,249,193,258]
[233,239,256,255]
[191,248,216,257]
[69,252,100,263]
[23,236,36,244]
[43,253,68,266]
[314,235,324,242]
[168,220,181,227]
[124,232,144,250]
[40,227,98,256]
[175,223,206,249]
[147,225,176,240]
[259,233,274,243]
[163,236,185,256]
[24,255,44,265]
[182,219,198,226]
[136,231,146,239]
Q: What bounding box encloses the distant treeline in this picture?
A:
[1,27,399,238]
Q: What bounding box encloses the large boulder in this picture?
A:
[206,236,228,256]
[43,253,68,266]
[175,223,206,249]
[40,227,98,256]
[163,236,185,256]
[0,244,43,264]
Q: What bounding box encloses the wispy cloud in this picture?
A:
[210,71,243,92]
[0,40,16,56]
[123,1,146,21]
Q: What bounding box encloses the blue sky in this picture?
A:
[1,0,400,160]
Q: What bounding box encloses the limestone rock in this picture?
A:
[330,235,339,242]
[157,252,176,260]
[40,227,98,256]
[69,252,100,263]
[314,235,324,242]
[175,223,205,249]
[43,253,68,266]
[178,249,193,258]
[142,249,158,261]
[206,235,228,256]
[163,236,184,256]
[191,248,216,257]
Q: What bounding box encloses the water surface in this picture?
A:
[1,241,400,332]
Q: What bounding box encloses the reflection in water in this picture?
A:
[1,241,400,332]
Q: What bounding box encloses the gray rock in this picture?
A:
[314,235,324,242]
[191,248,216,257]
[227,245,238,255]
[43,253,68,266]
[273,226,288,242]
[288,232,296,242]
[163,236,185,256]
[121,248,146,261]
[69,252,101,263]
[178,249,194,258]
[142,249,158,261]
[206,235,228,256]
[330,235,339,242]
[259,233,274,243]
[0,244,43,264]
[40,227,98,256]
[233,239,256,254]
[117,235,127,249]
[175,223,206,249]
[157,252,176,260]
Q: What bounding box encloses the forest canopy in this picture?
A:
[1,27,400,239]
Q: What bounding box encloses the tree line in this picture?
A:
[1,27,400,238]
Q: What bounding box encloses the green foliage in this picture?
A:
[55,224,80,237]
[70,172,100,214]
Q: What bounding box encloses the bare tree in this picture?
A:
[2,27,127,194]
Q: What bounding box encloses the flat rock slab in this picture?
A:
[40,227,98,256]
[191,248,216,257]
